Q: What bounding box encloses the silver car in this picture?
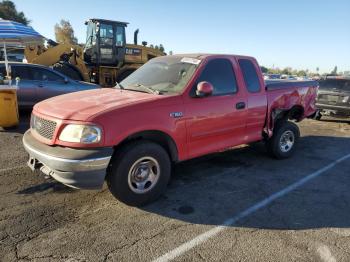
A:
[0,62,99,108]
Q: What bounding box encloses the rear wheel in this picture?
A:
[266,121,300,159]
[107,141,171,206]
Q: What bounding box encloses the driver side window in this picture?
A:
[192,58,238,96]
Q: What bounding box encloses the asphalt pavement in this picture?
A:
[0,114,349,262]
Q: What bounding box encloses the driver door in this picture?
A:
[184,58,248,159]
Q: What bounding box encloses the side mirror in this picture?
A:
[196,81,213,97]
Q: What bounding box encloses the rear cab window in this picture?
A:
[320,79,350,92]
[238,59,261,93]
[319,79,337,89]
[192,58,238,96]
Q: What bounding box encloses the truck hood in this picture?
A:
[34,88,160,121]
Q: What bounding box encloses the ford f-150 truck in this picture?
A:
[23,54,318,206]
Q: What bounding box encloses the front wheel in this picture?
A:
[266,121,300,159]
[106,141,171,206]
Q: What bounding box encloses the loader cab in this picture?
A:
[83,19,127,67]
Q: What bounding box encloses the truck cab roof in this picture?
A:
[173,53,256,60]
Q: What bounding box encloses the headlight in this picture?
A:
[59,124,101,143]
[342,96,349,103]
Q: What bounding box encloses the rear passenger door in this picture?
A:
[185,58,248,158]
[238,58,267,142]
[11,65,39,107]
[30,67,76,101]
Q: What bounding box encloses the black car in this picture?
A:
[315,77,350,119]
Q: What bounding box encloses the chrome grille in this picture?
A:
[31,115,57,140]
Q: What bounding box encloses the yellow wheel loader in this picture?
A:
[25,19,165,87]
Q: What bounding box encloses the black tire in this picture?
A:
[266,121,300,159]
[53,62,84,81]
[106,141,171,206]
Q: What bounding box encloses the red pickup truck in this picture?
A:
[23,54,318,206]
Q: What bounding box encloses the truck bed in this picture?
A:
[264,79,319,136]
[265,79,318,90]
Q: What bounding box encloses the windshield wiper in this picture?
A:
[131,83,160,95]
[115,82,125,90]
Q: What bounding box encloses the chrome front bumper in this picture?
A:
[23,130,113,189]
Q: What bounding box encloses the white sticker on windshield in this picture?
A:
[181,57,201,65]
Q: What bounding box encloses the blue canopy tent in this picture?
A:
[0,19,44,80]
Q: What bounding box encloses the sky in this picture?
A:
[11,0,350,73]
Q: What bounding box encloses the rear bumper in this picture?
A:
[316,103,350,116]
[23,130,113,189]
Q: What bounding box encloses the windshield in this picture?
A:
[120,56,200,94]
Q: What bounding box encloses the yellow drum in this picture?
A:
[0,87,19,128]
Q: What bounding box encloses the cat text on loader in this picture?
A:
[24,19,165,87]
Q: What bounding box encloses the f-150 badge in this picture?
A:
[170,112,183,118]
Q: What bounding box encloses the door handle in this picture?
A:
[38,83,43,88]
[236,102,246,110]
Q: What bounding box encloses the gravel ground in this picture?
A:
[0,114,349,262]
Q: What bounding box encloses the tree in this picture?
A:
[54,19,78,44]
[281,67,292,75]
[267,67,280,74]
[159,44,165,52]
[260,66,268,73]
[331,66,338,75]
[0,0,30,25]
[297,70,307,76]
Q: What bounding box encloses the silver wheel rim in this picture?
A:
[128,156,160,194]
[279,130,295,153]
